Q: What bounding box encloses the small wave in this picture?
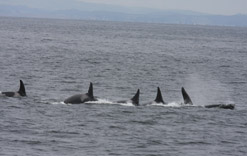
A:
[177,140,211,145]
[13,139,42,145]
[41,38,53,42]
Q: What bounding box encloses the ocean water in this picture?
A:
[0,17,247,156]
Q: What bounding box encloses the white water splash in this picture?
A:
[49,101,67,105]
[149,101,194,108]
[183,73,234,106]
[116,102,135,107]
[49,99,197,107]
[87,98,135,107]
[86,98,113,104]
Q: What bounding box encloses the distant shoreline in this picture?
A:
[1,15,247,29]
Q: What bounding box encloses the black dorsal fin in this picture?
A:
[87,82,93,97]
[154,87,165,104]
[131,89,140,106]
[18,80,26,96]
[181,87,193,105]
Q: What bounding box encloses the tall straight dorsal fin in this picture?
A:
[87,82,93,97]
[18,80,26,96]
[154,87,165,104]
[131,89,140,106]
[181,87,193,105]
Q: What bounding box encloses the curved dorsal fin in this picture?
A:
[131,89,140,106]
[181,87,193,105]
[154,87,165,104]
[18,80,26,96]
[87,82,93,97]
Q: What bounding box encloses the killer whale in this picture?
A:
[1,80,26,97]
[181,87,193,105]
[181,87,235,109]
[116,89,140,106]
[143,87,166,105]
[64,82,97,104]
[153,87,166,104]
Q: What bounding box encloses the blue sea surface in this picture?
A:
[0,17,247,156]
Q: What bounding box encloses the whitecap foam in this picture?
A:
[47,99,195,108]
[51,101,67,105]
[86,99,134,107]
[115,102,135,107]
[86,98,113,104]
[166,102,182,107]
[150,101,182,107]
[45,101,68,105]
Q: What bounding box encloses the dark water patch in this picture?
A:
[108,125,127,130]
[45,130,80,136]
[59,80,77,84]
[176,140,212,145]
[229,81,246,84]
[41,38,53,42]
[130,119,158,125]
[13,139,43,145]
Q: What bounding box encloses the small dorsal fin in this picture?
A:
[154,87,165,104]
[131,89,140,106]
[87,82,93,97]
[181,87,193,105]
[18,80,26,96]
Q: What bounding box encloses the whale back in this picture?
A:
[1,92,15,97]
[64,94,84,104]
[1,80,26,97]
[64,82,96,104]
